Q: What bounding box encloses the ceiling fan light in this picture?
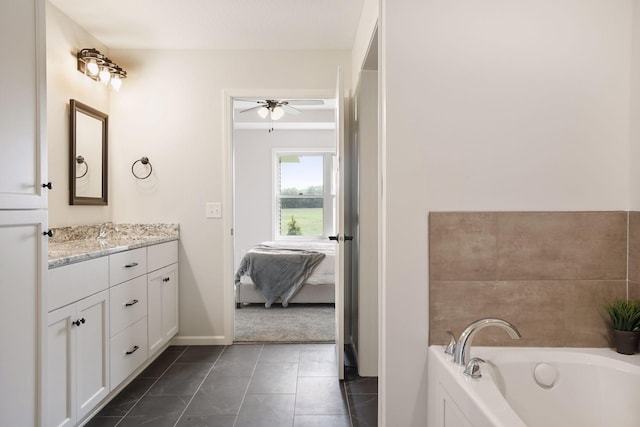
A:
[257,106,269,119]
[271,106,285,120]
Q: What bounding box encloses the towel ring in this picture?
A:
[131,156,152,179]
[75,155,88,179]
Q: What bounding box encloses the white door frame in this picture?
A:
[222,88,337,344]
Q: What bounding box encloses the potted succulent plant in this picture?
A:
[604,299,640,355]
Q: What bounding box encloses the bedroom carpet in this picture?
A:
[235,303,335,343]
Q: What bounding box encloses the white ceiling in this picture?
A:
[48,0,365,50]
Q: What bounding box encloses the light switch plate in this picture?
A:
[205,202,222,218]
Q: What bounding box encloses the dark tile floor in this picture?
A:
[86,344,378,427]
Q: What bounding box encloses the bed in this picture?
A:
[235,240,335,308]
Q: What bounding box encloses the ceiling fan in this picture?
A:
[238,99,324,131]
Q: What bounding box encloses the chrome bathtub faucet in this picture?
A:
[453,318,521,366]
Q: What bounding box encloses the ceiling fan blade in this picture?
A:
[284,100,324,106]
[239,105,265,114]
[282,105,301,115]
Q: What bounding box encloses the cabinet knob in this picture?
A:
[124,262,139,268]
[125,345,139,355]
[42,182,53,190]
[43,230,54,238]
[72,318,85,327]
[163,277,170,283]
[125,299,139,307]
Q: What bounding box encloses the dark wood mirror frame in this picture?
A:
[69,99,108,205]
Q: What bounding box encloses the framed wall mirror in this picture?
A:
[69,99,108,205]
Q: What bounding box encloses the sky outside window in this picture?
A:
[280,155,323,195]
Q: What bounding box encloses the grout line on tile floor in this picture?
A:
[344,380,355,427]
[172,346,226,427]
[291,348,302,422]
[231,344,264,427]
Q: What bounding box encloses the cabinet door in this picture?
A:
[0,0,47,209]
[148,264,179,355]
[162,265,179,340]
[75,290,110,420]
[0,210,47,426]
[47,305,76,427]
[147,270,164,355]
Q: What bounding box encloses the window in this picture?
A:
[274,150,335,239]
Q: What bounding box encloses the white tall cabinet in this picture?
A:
[0,0,48,426]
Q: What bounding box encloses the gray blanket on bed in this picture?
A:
[234,245,326,308]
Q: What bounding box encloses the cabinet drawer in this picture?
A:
[110,275,147,337]
[110,317,148,388]
[109,248,147,286]
[48,257,109,312]
[147,240,178,272]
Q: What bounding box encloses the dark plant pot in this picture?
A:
[612,330,640,355]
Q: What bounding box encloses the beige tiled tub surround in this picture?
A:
[48,223,179,268]
[429,212,629,348]
[629,212,640,294]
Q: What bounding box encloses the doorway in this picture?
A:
[231,96,338,344]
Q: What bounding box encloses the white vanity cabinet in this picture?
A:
[47,239,178,426]
[147,241,179,355]
[47,258,110,427]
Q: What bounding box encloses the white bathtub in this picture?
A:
[427,346,640,427]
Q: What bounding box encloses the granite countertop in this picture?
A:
[48,223,179,269]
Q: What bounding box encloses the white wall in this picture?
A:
[108,49,351,341]
[631,0,640,210]
[352,0,379,87]
[233,128,335,270]
[46,3,112,226]
[380,1,632,425]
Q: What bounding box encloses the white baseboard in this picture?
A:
[171,335,232,346]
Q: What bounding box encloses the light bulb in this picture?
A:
[257,107,269,119]
[271,106,284,120]
[110,75,121,91]
[99,67,111,84]
[87,59,99,75]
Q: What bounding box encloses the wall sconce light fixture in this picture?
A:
[77,48,127,91]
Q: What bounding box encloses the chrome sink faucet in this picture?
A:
[98,222,119,240]
[453,318,521,366]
